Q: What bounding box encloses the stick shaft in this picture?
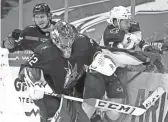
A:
[45,92,84,102]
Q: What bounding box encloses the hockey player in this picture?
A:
[99,6,142,49]
[103,6,166,70]
[3,3,53,53]
[3,3,77,53]
[100,6,163,53]
[18,20,99,122]
[95,6,166,121]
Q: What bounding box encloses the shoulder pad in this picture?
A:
[51,21,57,25]
[76,34,91,43]
[22,25,36,33]
[28,25,36,28]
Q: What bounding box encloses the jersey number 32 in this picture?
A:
[28,55,39,66]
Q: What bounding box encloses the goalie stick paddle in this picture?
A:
[24,68,165,116]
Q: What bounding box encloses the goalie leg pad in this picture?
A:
[51,98,90,122]
[105,75,126,98]
[83,72,106,99]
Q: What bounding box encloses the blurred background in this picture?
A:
[2,0,167,42]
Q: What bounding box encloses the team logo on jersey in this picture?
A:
[64,61,78,89]
[110,28,119,34]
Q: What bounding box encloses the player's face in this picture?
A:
[34,14,50,29]
[57,35,74,58]
[119,19,131,32]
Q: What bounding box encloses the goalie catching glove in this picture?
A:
[28,82,45,100]
[19,67,47,100]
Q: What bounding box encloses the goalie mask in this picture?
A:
[51,21,75,58]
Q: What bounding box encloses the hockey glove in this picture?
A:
[143,45,161,53]
[3,29,22,49]
[12,29,22,40]
[22,67,45,100]
[161,41,168,52]
[29,82,45,100]
[3,36,15,49]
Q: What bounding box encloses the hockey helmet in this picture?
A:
[107,6,131,25]
[33,3,51,16]
[51,21,75,58]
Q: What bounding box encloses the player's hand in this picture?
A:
[12,29,22,40]
[3,37,15,49]
[161,42,168,52]
[144,45,160,53]
[29,82,45,100]
[22,67,46,100]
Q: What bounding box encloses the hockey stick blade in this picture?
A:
[83,98,146,116]
[142,87,165,109]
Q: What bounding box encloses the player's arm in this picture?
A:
[103,27,125,48]
[19,47,50,79]
[2,29,22,52]
[129,21,142,43]
[138,39,163,54]
[7,26,37,52]
[19,50,51,100]
[13,26,36,51]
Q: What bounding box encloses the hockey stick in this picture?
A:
[24,68,165,116]
[127,69,145,84]
[142,87,164,109]
[45,87,164,116]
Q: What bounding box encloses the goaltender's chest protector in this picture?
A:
[44,43,91,93]
[62,43,92,88]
